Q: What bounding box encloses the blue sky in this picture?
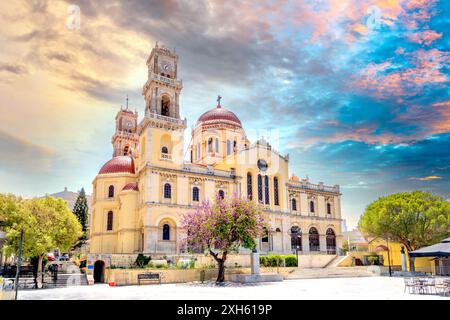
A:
[0,0,449,228]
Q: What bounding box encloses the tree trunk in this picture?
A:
[37,254,44,289]
[209,250,227,283]
[402,242,415,273]
[217,260,225,283]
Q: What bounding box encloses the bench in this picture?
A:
[137,273,161,285]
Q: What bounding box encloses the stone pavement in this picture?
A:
[18,276,449,300]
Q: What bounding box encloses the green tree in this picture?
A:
[359,191,450,268]
[73,188,89,233]
[4,196,82,288]
[181,196,267,283]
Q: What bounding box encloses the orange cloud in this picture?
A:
[408,30,442,45]
[410,176,442,181]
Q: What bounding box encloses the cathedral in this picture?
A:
[88,44,343,266]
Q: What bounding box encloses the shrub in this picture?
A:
[267,255,284,267]
[284,255,298,267]
[135,254,151,268]
[259,256,268,267]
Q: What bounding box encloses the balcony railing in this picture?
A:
[288,180,340,194]
[182,163,235,178]
[160,153,172,161]
[147,112,186,126]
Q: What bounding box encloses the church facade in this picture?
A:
[89,44,343,263]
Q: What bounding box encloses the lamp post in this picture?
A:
[14,229,24,300]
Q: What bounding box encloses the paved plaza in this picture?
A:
[18,276,449,300]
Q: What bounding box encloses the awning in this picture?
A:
[409,238,450,258]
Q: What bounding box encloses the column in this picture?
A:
[319,234,327,253]
[302,233,310,253]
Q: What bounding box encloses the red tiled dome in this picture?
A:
[197,105,242,127]
[99,156,135,175]
[122,182,139,191]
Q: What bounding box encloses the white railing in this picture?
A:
[149,72,182,87]
[160,153,172,161]
[182,163,234,178]
[147,112,186,126]
[288,180,340,193]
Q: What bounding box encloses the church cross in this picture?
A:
[217,95,222,107]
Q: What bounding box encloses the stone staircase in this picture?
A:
[285,266,375,280]
[43,262,88,289]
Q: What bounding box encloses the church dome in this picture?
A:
[122,182,139,191]
[99,156,135,175]
[197,105,242,127]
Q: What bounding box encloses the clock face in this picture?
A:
[257,159,268,171]
[161,61,171,71]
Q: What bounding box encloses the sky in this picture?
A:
[0,0,449,229]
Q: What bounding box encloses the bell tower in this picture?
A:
[143,43,182,119]
[138,43,187,169]
[112,98,139,157]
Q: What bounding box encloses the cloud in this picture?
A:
[410,175,443,181]
[0,129,55,172]
[0,62,28,75]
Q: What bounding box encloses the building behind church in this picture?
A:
[88,44,343,273]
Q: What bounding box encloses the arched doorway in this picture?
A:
[309,227,320,252]
[161,95,170,117]
[93,260,105,283]
[290,226,302,251]
[326,228,336,254]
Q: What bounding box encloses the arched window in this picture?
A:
[310,200,315,213]
[264,175,270,205]
[208,138,213,152]
[215,138,219,152]
[257,174,263,202]
[123,146,129,156]
[262,227,269,243]
[107,211,113,231]
[290,226,302,250]
[164,183,171,199]
[291,198,297,211]
[273,177,279,206]
[218,190,225,199]
[327,203,332,215]
[326,228,336,254]
[108,185,114,198]
[233,140,237,152]
[197,143,200,160]
[162,224,170,240]
[192,187,199,202]
[247,172,253,200]
[226,140,231,155]
[161,96,170,117]
[161,146,168,154]
[309,227,320,251]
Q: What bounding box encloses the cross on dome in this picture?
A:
[217,95,222,107]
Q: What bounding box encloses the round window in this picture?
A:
[257,159,268,171]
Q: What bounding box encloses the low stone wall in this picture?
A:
[105,267,296,285]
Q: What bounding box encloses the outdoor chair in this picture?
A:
[404,277,416,294]
[423,277,436,295]
[435,279,450,296]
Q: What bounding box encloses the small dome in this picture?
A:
[197,105,242,127]
[122,182,139,191]
[99,156,135,175]
[290,174,299,181]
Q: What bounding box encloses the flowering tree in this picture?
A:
[181,196,267,283]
